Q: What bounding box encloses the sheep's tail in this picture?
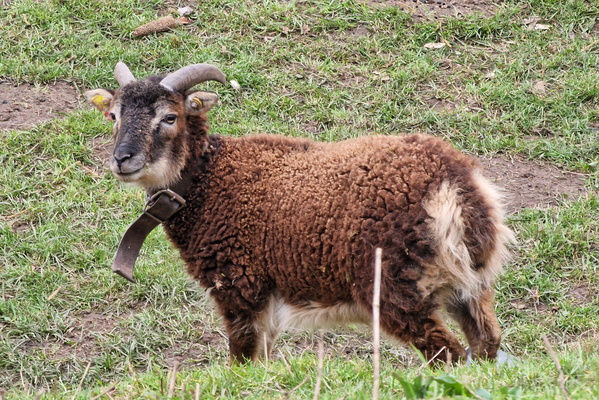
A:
[423,172,514,300]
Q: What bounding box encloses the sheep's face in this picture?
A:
[85,79,219,190]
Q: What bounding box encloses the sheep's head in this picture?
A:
[85,62,226,190]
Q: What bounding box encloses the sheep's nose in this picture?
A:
[113,144,136,166]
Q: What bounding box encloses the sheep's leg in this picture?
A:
[223,310,280,364]
[373,300,466,363]
[253,327,279,361]
[224,314,261,364]
[402,312,468,364]
[446,288,501,360]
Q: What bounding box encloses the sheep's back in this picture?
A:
[168,133,502,309]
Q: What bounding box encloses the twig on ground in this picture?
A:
[583,39,599,51]
[167,361,180,399]
[264,332,269,364]
[194,382,200,400]
[90,383,117,400]
[395,2,416,13]
[373,248,383,400]
[47,286,62,301]
[542,335,570,400]
[416,346,446,374]
[72,362,91,400]
[132,16,186,38]
[313,335,325,400]
[289,375,310,395]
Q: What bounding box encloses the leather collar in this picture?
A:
[111,188,186,283]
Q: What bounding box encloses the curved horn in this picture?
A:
[114,62,136,87]
[160,64,226,92]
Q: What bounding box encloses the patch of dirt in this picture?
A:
[479,155,588,214]
[0,80,79,131]
[366,0,498,21]
[568,286,595,306]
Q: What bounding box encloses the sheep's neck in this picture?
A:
[145,116,214,199]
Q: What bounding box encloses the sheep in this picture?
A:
[85,62,514,364]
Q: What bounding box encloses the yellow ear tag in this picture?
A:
[191,97,203,110]
[91,95,109,111]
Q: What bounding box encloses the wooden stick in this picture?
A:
[90,383,117,400]
[289,375,310,395]
[194,382,200,400]
[264,332,269,364]
[47,286,62,301]
[416,346,446,374]
[72,362,91,400]
[583,39,599,52]
[372,248,382,400]
[167,361,180,399]
[312,336,325,400]
[542,335,570,400]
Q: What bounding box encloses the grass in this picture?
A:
[0,0,598,398]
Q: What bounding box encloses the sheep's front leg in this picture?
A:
[446,288,501,360]
[223,313,261,364]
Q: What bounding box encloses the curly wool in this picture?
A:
[162,132,513,363]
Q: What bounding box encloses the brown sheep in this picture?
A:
[85,62,514,364]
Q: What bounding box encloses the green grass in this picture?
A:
[1,0,598,398]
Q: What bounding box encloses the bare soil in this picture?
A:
[366,0,498,21]
[0,80,80,131]
[479,156,588,214]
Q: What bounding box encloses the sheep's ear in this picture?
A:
[84,89,113,112]
[186,91,219,116]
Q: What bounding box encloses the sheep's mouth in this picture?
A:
[114,167,145,181]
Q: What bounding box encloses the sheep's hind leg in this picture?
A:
[446,288,501,360]
[376,303,467,364]
[405,312,468,364]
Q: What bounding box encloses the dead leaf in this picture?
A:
[523,16,551,31]
[533,80,548,97]
[281,26,290,34]
[484,70,496,79]
[301,25,311,35]
[178,6,193,16]
[523,16,540,26]
[424,42,446,49]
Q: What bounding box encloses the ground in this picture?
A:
[0,80,78,131]
[1,77,590,369]
[367,0,498,21]
[1,0,594,381]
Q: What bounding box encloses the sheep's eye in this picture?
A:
[163,114,177,124]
